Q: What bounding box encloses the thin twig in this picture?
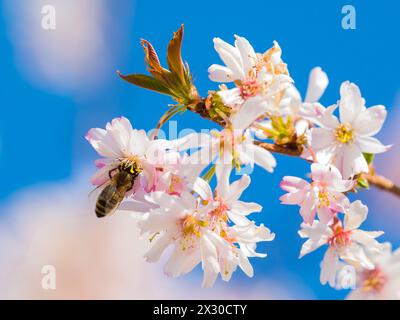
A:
[363,172,400,197]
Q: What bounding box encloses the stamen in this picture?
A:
[239,79,261,99]
[335,124,354,144]
[361,268,387,293]
[328,225,352,248]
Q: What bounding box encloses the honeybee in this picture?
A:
[94,160,142,218]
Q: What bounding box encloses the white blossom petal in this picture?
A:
[305,67,329,103]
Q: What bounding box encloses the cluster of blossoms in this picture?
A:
[86,26,400,298]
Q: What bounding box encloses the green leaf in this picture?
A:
[117,72,173,96]
[363,153,374,165]
[167,24,185,83]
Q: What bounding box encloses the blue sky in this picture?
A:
[0,0,399,299]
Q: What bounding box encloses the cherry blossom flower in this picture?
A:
[208,36,292,115]
[174,103,277,174]
[310,81,391,178]
[194,173,262,226]
[280,163,354,224]
[86,117,176,192]
[298,200,384,287]
[84,27,396,297]
[138,183,274,288]
[346,243,400,300]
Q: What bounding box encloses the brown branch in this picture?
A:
[187,99,400,199]
[253,140,303,156]
[363,172,400,197]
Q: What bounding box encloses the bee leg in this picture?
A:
[108,167,119,179]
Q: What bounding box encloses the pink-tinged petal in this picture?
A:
[353,105,387,137]
[344,200,368,230]
[86,127,121,158]
[339,81,366,124]
[140,161,156,192]
[311,163,354,192]
[299,195,317,224]
[317,206,336,224]
[320,248,339,286]
[231,96,272,131]
[225,174,251,203]
[357,136,391,154]
[280,176,309,193]
[305,67,329,103]
[329,192,350,213]
[90,164,114,186]
[234,35,256,76]
[208,64,235,82]
[85,127,106,143]
[279,189,307,205]
[311,128,335,150]
[311,163,332,182]
[94,158,114,168]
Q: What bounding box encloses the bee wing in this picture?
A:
[88,179,112,200]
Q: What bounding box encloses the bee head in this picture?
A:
[118,159,143,177]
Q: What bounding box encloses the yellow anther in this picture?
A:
[335,124,354,144]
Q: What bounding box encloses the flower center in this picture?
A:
[328,225,352,248]
[317,190,330,208]
[361,268,387,293]
[181,216,208,238]
[335,124,354,144]
[239,79,261,99]
[210,198,229,220]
